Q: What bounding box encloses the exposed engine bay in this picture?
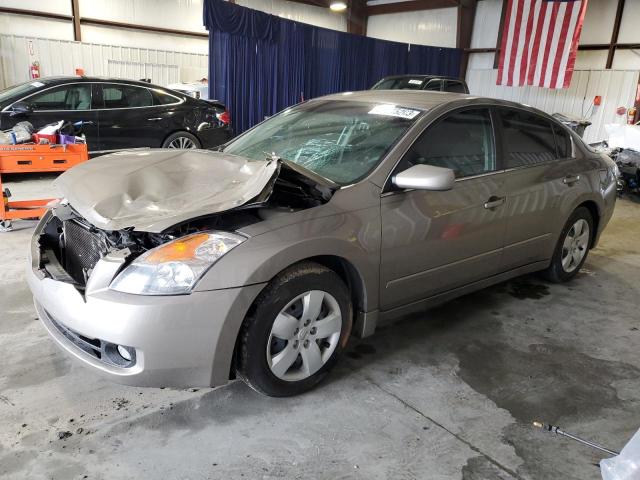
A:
[36,160,336,289]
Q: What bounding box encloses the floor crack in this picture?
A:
[361,374,525,480]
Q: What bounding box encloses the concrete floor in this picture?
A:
[1,174,639,480]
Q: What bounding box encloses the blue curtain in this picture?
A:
[204,0,462,134]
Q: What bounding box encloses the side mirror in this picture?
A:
[10,102,33,117]
[392,164,455,191]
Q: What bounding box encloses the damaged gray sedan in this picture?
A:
[28,91,617,396]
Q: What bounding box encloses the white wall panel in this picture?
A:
[78,0,208,33]
[575,50,608,70]
[470,0,502,49]
[616,0,640,44]
[366,7,457,48]
[107,60,180,85]
[0,34,209,90]
[581,0,616,45]
[0,14,73,41]
[611,50,640,70]
[237,0,347,31]
[0,0,71,15]
[466,68,638,143]
[81,25,208,55]
[468,52,495,70]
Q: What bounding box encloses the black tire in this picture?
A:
[161,131,201,149]
[238,261,352,397]
[542,207,594,283]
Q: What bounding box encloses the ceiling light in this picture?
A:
[330,1,347,12]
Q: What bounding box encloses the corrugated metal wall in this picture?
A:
[366,7,458,48]
[466,69,639,144]
[0,34,208,90]
[106,60,180,85]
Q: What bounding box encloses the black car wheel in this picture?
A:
[238,261,352,397]
[162,132,201,149]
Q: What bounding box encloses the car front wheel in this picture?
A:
[238,262,352,397]
[542,206,593,282]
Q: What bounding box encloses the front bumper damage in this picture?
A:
[28,213,265,388]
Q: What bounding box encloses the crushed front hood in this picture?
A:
[54,149,279,232]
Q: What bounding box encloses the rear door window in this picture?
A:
[423,79,442,91]
[402,108,496,178]
[101,84,153,108]
[24,84,92,111]
[443,80,467,93]
[498,109,557,168]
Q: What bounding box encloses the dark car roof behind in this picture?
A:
[34,76,169,89]
[377,74,464,82]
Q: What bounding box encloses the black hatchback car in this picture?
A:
[371,75,469,94]
[0,77,232,154]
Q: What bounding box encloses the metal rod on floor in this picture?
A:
[533,421,620,456]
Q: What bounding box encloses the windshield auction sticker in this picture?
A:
[408,79,423,85]
[369,104,421,120]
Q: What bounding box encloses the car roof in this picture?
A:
[31,76,169,89]
[377,74,464,82]
[317,90,559,122]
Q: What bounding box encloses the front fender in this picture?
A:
[195,210,381,312]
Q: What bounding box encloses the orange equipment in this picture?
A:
[0,143,89,231]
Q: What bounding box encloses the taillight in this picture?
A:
[216,110,231,125]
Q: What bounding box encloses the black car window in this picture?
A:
[24,84,92,111]
[423,79,442,91]
[0,81,42,104]
[553,124,573,159]
[443,80,467,93]
[499,109,557,167]
[153,89,181,105]
[372,77,426,90]
[102,85,153,108]
[403,108,496,178]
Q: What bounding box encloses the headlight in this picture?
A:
[612,162,621,179]
[110,231,245,295]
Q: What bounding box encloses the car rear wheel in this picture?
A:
[162,131,200,149]
[542,207,593,283]
[238,262,352,397]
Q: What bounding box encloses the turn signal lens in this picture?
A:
[145,233,210,263]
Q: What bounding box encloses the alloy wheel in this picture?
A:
[267,290,342,382]
[167,136,196,149]
[561,218,590,273]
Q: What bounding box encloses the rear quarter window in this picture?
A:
[553,124,573,158]
[153,89,181,105]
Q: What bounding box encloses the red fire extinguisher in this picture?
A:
[30,61,40,79]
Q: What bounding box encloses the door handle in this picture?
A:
[484,196,505,210]
[147,117,163,121]
[563,174,581,185]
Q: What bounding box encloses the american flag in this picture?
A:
[497,0,589,89]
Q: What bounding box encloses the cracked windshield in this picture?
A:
[223,100,422,184]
